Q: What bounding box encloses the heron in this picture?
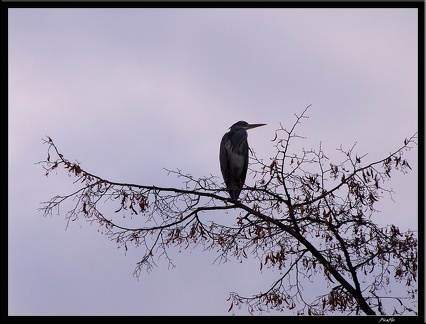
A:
[219,121,266,202]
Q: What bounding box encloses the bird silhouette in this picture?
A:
[219,121,266,202]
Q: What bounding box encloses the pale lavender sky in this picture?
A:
[8,8,418,316]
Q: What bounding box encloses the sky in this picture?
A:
[8,7,419,316]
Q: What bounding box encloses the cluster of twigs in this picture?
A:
[37,106,418,315]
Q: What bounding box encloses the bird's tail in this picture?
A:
[229,188,241,202]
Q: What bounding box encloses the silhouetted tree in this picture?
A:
[38,106,418,316]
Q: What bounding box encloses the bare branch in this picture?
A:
[37,108,418,316]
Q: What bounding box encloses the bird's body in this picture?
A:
[219,121,266,202]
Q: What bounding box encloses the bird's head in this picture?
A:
[229,121,267,131]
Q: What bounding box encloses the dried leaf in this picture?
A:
[228,302,234,312]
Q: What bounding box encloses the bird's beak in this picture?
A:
[246,123,267,130]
